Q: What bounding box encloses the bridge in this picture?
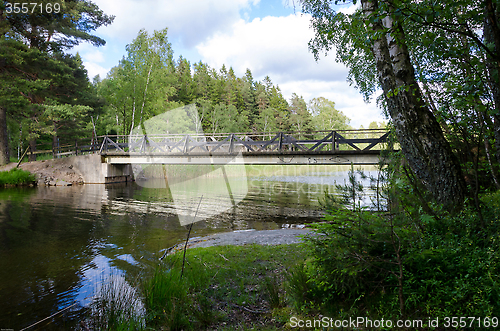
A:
[98,129,391,166]
[17,129,391,183]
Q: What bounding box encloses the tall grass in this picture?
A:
[141,244,307,330]
[143,266,192,330]
[84,274,145,330]
[0,168,36,186]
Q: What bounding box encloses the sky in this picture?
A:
[72,0,385,128]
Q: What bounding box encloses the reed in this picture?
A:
[84,273,145,331]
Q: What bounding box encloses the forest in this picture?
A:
[0,3,356,165]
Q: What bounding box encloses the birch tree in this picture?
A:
[309,97,351,132]
[300,0,468,211]
[101,28,176,135]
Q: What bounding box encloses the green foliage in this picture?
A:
[288,93,314,136]
[300,159,500,322]
[141,244,307,329]
[263,274,284,309]
[285,262,318,313]
[0,168,36,186]
[404,198,500,318]
[309,97,352,132]
[0,0,113,163]
[143,266,192,329]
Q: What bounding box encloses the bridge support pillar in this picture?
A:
[72,154,133,184]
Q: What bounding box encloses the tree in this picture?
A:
[0,37,101,161]
[172,56,195,105]
[2,0,114,51]
[0,0,114,164]
[240,68,257,128]
[309,97,351,132]
[100,28,177,135]
[288,93,313,137]
[256,107,279,138]
[265,79,290,131]
[300,0,468,211]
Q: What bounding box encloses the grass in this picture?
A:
[83,273,145,330]
[142,244,309,330]
[0,168,36,186]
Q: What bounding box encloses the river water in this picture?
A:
[0,165,377,330]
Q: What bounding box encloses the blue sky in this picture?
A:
[72,0,384,128]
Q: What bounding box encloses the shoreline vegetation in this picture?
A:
[85,243,310,331]
[0,168,36,187]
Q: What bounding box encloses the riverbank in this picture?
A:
[0,159,84,186]
[89,242,310,330]
[0,168,36,187]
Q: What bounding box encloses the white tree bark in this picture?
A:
[361,0,466,210]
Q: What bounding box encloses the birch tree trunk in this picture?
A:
[483,1,500,167]
[140,60,154,129]
[361,0,466,210]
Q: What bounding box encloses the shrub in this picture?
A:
[404,200,500,318]
[0,168,36,186]
[302,164,500,323]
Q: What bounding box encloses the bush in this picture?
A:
[301,166,500,324]
[404,198,500,318]
[0,168,36,186]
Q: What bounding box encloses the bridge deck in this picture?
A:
[103,150,382,165]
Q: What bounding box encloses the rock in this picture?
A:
[56,180,71,186]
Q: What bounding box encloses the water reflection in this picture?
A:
[0,165,379,329]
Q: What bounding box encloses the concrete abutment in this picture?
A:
[72,154,133,184]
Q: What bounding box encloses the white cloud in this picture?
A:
[80,49,105,64]
[72,43,110,79]
[338,3,359,15]
[84,62,110,80]
[196,13,383,127]
[91,0,258,47]
[197,14,347,81]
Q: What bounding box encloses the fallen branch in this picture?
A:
[232,303,269,314]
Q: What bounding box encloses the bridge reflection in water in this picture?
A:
[99,130,391,166]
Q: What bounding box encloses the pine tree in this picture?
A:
[0,0,114,164]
